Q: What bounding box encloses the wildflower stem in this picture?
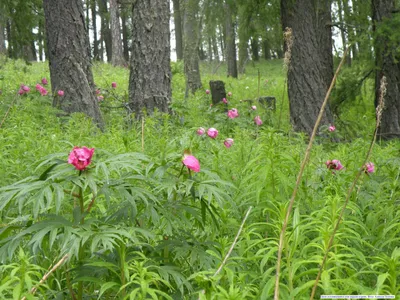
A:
[274,47,348,300]
[309,76,385,300]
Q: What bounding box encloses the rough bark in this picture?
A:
[172,0,183,60]
[184,0,202,95]
[110,0,125,66]
[99,0,112,62]
[281,0,334,134]
[372,0,400,139]
[225,2,237,78]
[43,0,103,127]
[128,0,171,117]
[91,0,99,60]
[238,13,249,74]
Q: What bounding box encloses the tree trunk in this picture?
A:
[110,0,125,66]
[0,18,5,55]
[225,2,237,78]
[337,0,350,66]
[129,0,171,116]
[172,0,183,60]
[184,0,202,95]
[372,0,400,139]
[281,0,334,134]
[212,34,219,62]
[121,9,130,62]
[342,0,358,61]
[43,0,103,127]
[99,0,112,62]
[250,37,259,61]
[91,0,99,60]
[263,39,271,60]
[238,12,249,74]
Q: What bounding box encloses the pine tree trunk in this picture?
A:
[0,19,5,55]
[281,0,333,134]
[99,0,112,62]
[110,0,125,66]
[337,0,350,66]
[238,13,249,74]
[225,2,237,78]
[172,0,183,60]
[263,39,271,60]
[250,38,259,61]
[212,35,219,62]
[91,0,99,60]
[129,0,171,117]
[184,0,202,95]
[43,0,103,127]
[121,10,130,62]
[372,0,400,139]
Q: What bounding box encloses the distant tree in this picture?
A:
[281,0,334,135]
[98,0,112,62]
[184,0,202,95]
[91,0,100,60]
[128,0,171,116]
[110,0,125,66]
[172,0,183,60]
[43,0,103,127]
[0,8,5,55]
[225,0,237,78]
[372,0,400,139]
[120,6,130,62]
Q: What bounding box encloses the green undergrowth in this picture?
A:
[0,57,399,299]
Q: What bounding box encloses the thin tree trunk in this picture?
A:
[263,39,271,60]
[110,0,125,66]
[121,10,129,62]
[372,0,400,139]
[342,0,357,60]
[184,0,202,94]
[0,18,5,55]
[250,37,259,61]
[91,0,99,60]
[225,2,237,78]
[43,0,103,127]
[129,0,171,116]
[99,0,112,62]
[212,34,219,62]
[337,0,350,66]
[172,0,183,60]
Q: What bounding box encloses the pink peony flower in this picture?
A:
[22,85,30,92]
[97,95,104,101]
[68,146,95,171]
[251,105,257,110]
[224,138,234,148]
[364,162,375,174]
[227,92,232,97]
[41,78,48,85]
[222,98,228,104]
[254,116,263,126]
[18,89,24,95]
[205,89,210,94]
[207,127,219,139]
[39,88,48,96]
[95,89,101,95]
[57,90,64,96]
[111,82,117,88]
[326,159,344,171]
[328,125,336,132]
[227,108,239,119]
[197,127,205,136]
[35,84,43,91]
[182,154,200,172]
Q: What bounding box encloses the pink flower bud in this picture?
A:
[182,154,200,172]
[95,89,101,95]
[326,159,344,171]
[328,125,336,132]
[254,116,263,126]
[111,82,117,88]
[222,98,228,104]
[224,138,234,148]
[57,90,64,96]
[68,146,95,171]
[196,127,205,136]
[22,85,30,92]
[227,108,239,119]
[227,92,232,97]
[207,128,219,139]
[41,78,48,85]
[205,89,210,94]
[364,162,375,174]
[97,95,104,101]
[251,105,257,110]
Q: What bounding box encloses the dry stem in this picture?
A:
[273,48,349,300]
[309,76,386,299]
[21,254,69,300]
